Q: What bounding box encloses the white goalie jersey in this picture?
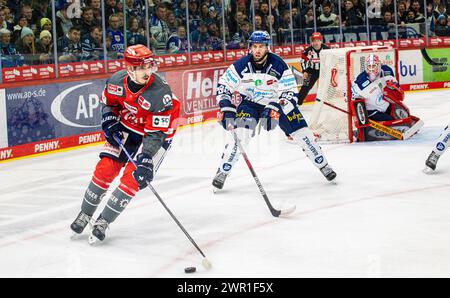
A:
[351,65,397,113]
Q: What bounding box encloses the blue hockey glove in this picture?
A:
[102,112,123,147]
[132,153,154,190]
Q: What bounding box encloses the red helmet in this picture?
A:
[311,32,323,41]
[124,44,155,67]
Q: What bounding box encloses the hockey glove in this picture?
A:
[102,112,123,147]
[132,153,154,190]
[261,102,282,131]
[218,101,237,130]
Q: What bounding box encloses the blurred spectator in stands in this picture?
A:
[166,11,179,34]
[254,14,267,31]
[125,0,143,23]
[237,21,252,48]
[36,30,53,65]
[318,1,339,27]
[1,6,14,31]
[11,15,28,43]
[367,0,382,25]
[105,0,119,21]
[410,0,426,23]
[127,16,146,46]
[406,10,421,23]
[20,5,39,34]
[166,25,190,53]
[351,0,366,15]
[342,0,364,27]
[56,3,76,38]
[188,1,201,31]
[205,6,220,27]
[39,18,52,37]
[86,0,102,23]
[200,3,210,20]
[57,26,82,62]
[81,25,103,61]
[383,10,395,24]
[259,1,270,29]
[15,26,37,65]
[227,1,246,36]
[190,20,209,51]
[6,0,21,17]
[381,0,395,15]
[107,14,124,58]
[397,1,408,24]
[173,0,187,25]
[266,15,279,44]
[270,0,281,26]
[0,28,24,67]
[0,7,11,31]
[33,0,52,20]
[435,14,450,36]
[150,4,168,54]
[206,22,224,51]
[433,2,448,20]
[79,6,98,37]
[304,8,316,28]
[278,11,292,43]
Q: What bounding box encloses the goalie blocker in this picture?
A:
[351,84,423,142]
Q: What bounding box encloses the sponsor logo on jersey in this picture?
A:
[152,115,171,128]
[138,96,152,110]
[267,79,275,85]
[436,142,445,151]
[223,163,232,171]
[163,94,172,106]
[362,80,370,88]
[236,111,252,119]
[255,79,262,87]
[287,111,304,123]
[124,102,138,114]
[315,156,324,164]
[107,84,124,96]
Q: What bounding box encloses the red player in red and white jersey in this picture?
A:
[70,44,180,244]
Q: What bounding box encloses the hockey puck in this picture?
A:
[184,267,196,274]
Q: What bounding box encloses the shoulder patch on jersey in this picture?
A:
[107,84,124,96]
[362,80,370,88]
[138,96,152,110]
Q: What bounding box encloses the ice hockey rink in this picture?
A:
[0,89,449,278]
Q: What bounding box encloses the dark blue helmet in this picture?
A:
[248,31,271,46]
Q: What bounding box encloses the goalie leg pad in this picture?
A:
[291,127,328,169]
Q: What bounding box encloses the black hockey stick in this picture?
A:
[230,128,296,217]
[114,135,212,270]
[421,48,450,67]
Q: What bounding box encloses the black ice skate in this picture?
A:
[212,169,228,193]
[424,151,440,173]
[70,211,92,239]
[88,216,109,245]
[320,164,337,182]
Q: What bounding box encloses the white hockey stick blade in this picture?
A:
[279,205,297,217]
[404,120,424,140]
[423,166,436,175]
[202,258,212,270]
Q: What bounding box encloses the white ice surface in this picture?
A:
[0,89,450,277]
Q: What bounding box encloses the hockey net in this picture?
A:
[309,46,399,143]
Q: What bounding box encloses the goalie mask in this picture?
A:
[124,45,158,85]
[365,54,381,82]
